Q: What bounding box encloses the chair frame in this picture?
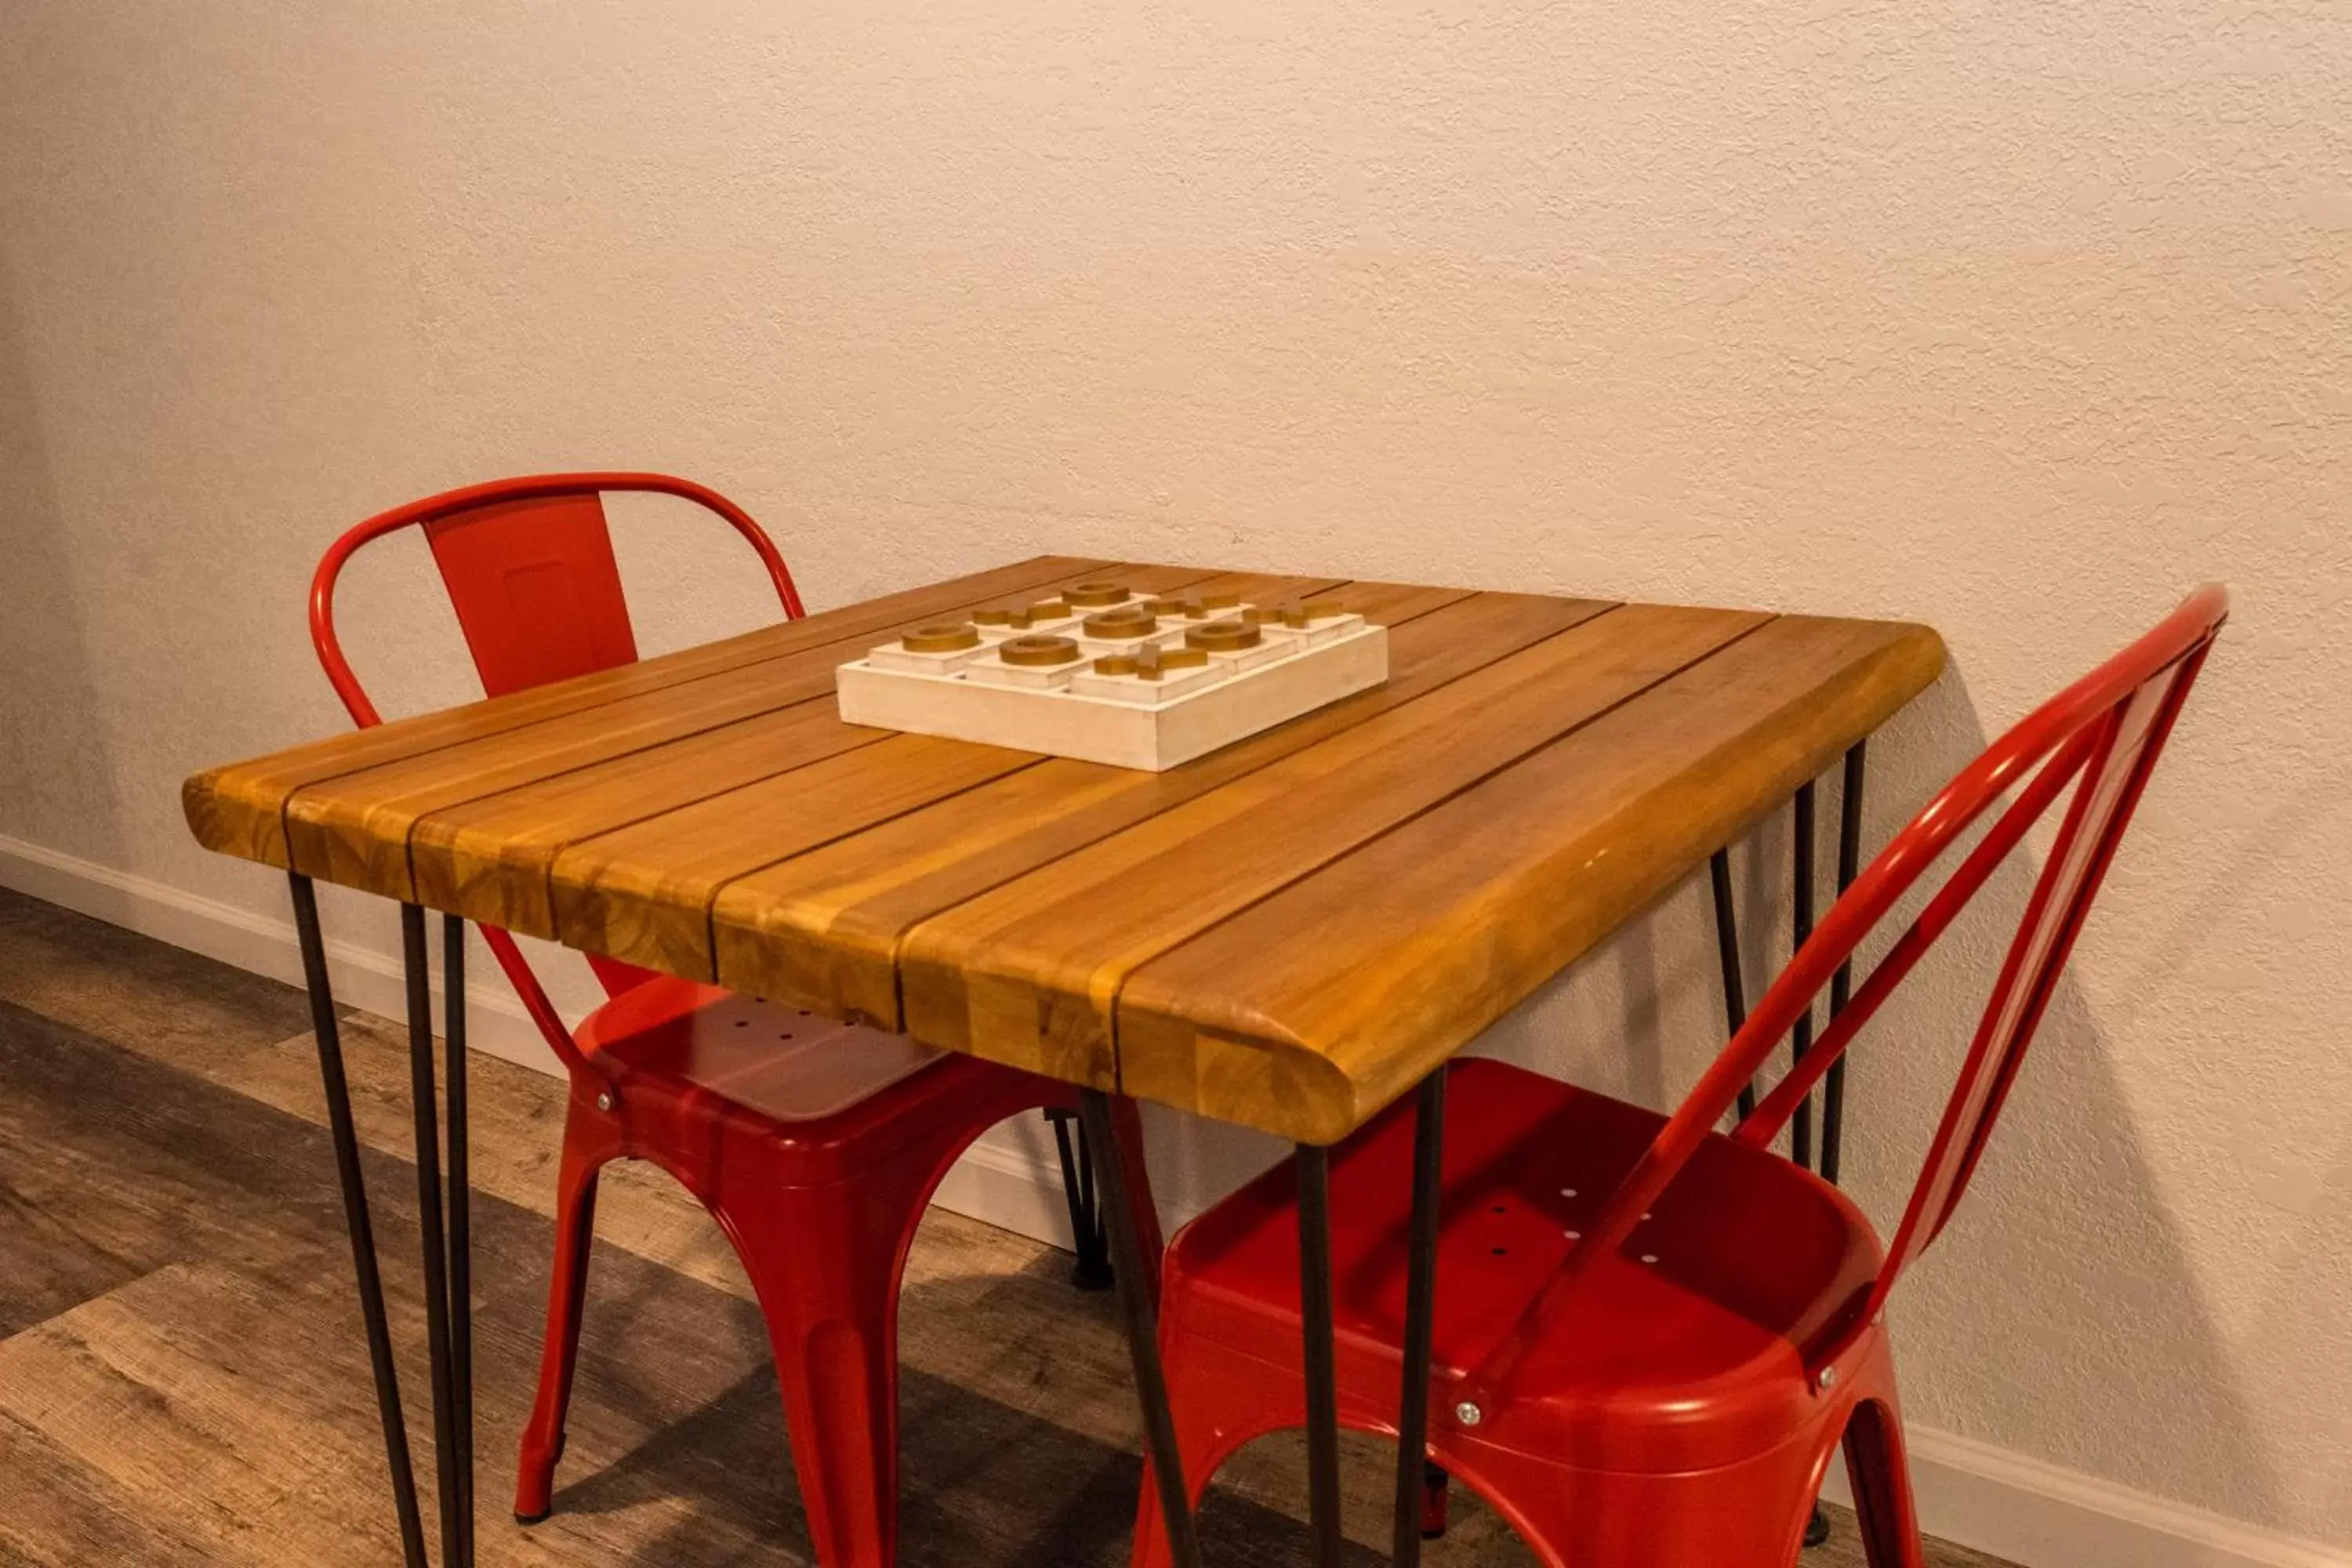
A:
[309,471,803,1067]
[305,472,1131,1566]
[1465,584,2227,1406]
[1133,585,2227,1568]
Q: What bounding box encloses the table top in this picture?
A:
[184,556,1944,1143]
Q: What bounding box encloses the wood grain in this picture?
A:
[408,700,895,935]
[514,573,1352,970]
[276,561,1220,899]
[708,588,1601,1028]
[180,560,1947,1143]
[550,734,1044,977]
[894,605,1769,1090]
[181,554,1111,868]
[406,568,1331,932]
[1114,615,1948,1142]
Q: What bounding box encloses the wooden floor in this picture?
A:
[0,887,2013,1566]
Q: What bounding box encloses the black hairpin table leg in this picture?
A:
[287,875,430,1568]
[1390,1069,1448,1567]
[1790,782,1818,1171]
[442,914,477,1563]
[1047,1108,1115,1290]
[1082,1091,1203,1568]
[1710,848,1756,1123]
[400,905,470,1566]
[1822,739,1867,1185]
[1297,1145,1344,1568]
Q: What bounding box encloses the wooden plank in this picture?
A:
[1114,615,1947,1142]
[538,572,1359,975]
[0,1389,230,1566]
[275,561,1221,900]
[710,587,1609,1029]
[408,701,892,935]
[552,733,1045,977]
[894,604,1770,1090]
[407,570,1346,934]
[2,893,2005,1568]
[179,554,1109,868]
[0,1264,401,1565]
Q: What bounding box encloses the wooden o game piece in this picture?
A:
[902,622,982,652]
[1083,604,1160,640]
[1000,634,1083,666]
[1064,580,1131,608]
[1185,619,1263,652]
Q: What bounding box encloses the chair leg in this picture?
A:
[725,1171,925,1568]
[1444,1435,1829,1568]
[514,1111,609,1524]
[1421,1463,1452,1540]
[1130,1328,1301,1568]
[1842,1396,1926,1568]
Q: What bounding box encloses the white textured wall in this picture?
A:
[2,0,2347,1551]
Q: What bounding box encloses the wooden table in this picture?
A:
[183,555,1944,1566]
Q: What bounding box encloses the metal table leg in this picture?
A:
[1790,782,1818,1170]
[1802,742,1871,1550]
[1389,1069,1447,1567]
[1822,739,1867,1185]
[1081,1091,1203,1568]
[1709,849,1756,1123]
[287,875,430,1568]
[442,915,477,1563]
[1047,1108,1115,1290]
[400,905,470,1566]
[1296,1145,1343,1568]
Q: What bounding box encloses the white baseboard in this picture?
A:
[0,831,567,1076]
[2,832,2346,1568]
[1841,1425,2352,1568]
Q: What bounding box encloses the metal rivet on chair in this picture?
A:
[1454,1401,1483,1427]
[1818,1367,1838,1391]
[595,1091,613,1112]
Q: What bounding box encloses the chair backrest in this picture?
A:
[1470,585,2227,1388]
[307,473,804,1059]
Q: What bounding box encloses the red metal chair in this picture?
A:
[1132,587,2227,1567]
[310,473,1157,1566]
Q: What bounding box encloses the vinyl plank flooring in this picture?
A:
[0,891,2013,1566]
[0,886,313,1072]
[0,1408,223,1567]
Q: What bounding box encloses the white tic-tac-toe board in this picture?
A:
[834,579,1389,771]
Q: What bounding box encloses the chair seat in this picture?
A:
[1167,1057,1883,1471]
[572,976,1040,1184]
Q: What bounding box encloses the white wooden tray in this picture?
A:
[834,583,1388,771]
